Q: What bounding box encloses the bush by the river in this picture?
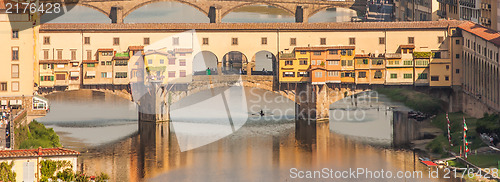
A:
[376,88,443,115]
[15,120,61,149]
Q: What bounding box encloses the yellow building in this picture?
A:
[429,50,452,87]
[113,52,130,86]
[278,49,310,83]
[340,48,355,83]
[385,46,414,85]
[369,55,386,85]
[354,54,370,84]
[38,60,70,91]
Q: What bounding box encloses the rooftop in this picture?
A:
[82,60,98,63]
[458,21,500,46]
[0,147,80,159]
[97,48,114,52]
[294,46,355,51]
[39,20,466,32]
[128,46,144,51]
[39,60,70,64]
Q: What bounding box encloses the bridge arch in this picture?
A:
[193,51,219,75]
[123,0,209,19]
[221,3,295,19]
[41,4,110,23]
[222,51,249,75]
[251,51,275,75]
[308,6,356,19]
[76,4,110,17]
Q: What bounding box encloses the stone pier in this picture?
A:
[294,83,331,122]
[138,82,170,123]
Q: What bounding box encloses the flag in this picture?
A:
[463,116,469,159]
[446,113,453,146]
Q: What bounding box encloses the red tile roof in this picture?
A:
[97,48,114,52]
[355,54,370,58]
[459,21,500,46]
[39,60,70,64]
[294,46,355,51]
[399,45,415,49]
[174,48,193,53]
[39,20,466,32]
[82,60,98,63]
[128,46,144,51]
[0,147,79,159]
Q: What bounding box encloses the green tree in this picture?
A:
[0,162,16,182]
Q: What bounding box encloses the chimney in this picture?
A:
[37,147,42,155]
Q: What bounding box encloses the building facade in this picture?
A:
[438,0,499,31]
[394,0,440,21]
[460,21,500,116]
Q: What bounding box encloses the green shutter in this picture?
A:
[41,76,44,81]
[51,76,54,81]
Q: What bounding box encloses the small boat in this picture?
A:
[419,157,438,167]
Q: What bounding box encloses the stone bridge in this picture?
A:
[38,75,366,121]
[47,0,366,23]
[137,75,366,122]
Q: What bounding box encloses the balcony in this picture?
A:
[279,53,295,59]
[55,80,69,86]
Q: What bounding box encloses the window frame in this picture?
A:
[12,47,19,61]
[84,37,90,45]
[43,36,50,45]
[11,81,19,92]
[349,37,356,45]
[290,38,296,46]
[232,38,238,45]
[113,37,120,46]
[12,30,19,39]
[261,37,268,45]
[320,38,326,45]
[11,64,19,78]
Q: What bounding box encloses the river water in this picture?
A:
[37,88,459,182]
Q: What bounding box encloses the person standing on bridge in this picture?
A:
[206,67,211,75]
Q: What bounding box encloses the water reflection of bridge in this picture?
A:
[55,0,366,23]
[79,120,427,181]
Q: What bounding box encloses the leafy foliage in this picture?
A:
[40,160,72,182]
[376,88,443,114]
[0,162,16,182]
[95,172,110,182]
[15,120,61,149]
[56,168,75,182]
[413,52,434,58]
[476,114,500,137]
[75,172,90,182]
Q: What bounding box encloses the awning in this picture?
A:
[86,71,96,77]
[0,100,6,106]
[33,95,49,103]
[70,72,79,77]
[9,100,22,106]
